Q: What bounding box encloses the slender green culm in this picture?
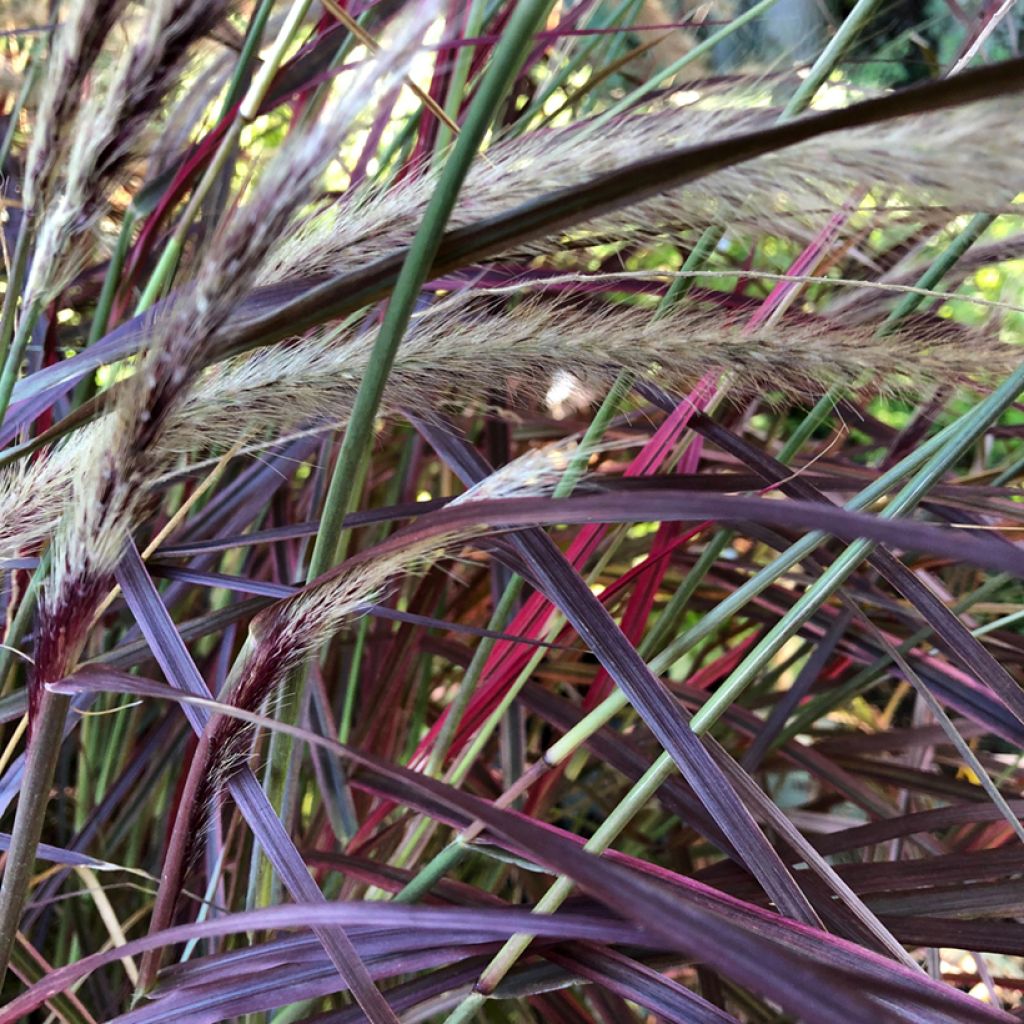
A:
[258,0,556,895]
[309,0,558,574]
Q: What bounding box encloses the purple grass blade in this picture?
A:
[743,606,855,770]
[0,834,119,871]
[48,667,1018,1023]
[677,405,1024,731]
[96,596,270,671]
[361,489,1024,587]
[818,800,1024,855]
[547,946,740,1024]
[411,414,821,927]
[112,541,400,1024]
[1,902,654,1022]
[118,946,500,1024]
[1,280,313,442]
[153,497,448,558]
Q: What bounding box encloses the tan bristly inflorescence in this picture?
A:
[27,4,437,706]
[258,94,1024,286]
[5,51,1021,690]
[204,441,587,788]
[24,0,231,308]
[1,286,1013,565]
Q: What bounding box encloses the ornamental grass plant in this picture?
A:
[1,1,1024,1021]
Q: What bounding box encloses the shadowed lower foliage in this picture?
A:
[0,1,1023,1022]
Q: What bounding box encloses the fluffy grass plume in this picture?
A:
[24,0,232,305]
[260,95,1024,285]
[0,290,1013,560]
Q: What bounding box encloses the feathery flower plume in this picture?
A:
[24,0,232,306]
[205,442,586,784]
[258,95,1024,287]
[4,1,1024,1013]
[176,292,1012,454]
[0,291,1013,563]
[21,0,128,216]
[23,6,443,1006]
[147,439,581,959]
[28,1,438,722]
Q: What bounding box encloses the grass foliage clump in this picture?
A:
[1,1,1024,1021]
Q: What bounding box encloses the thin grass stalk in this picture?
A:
[254,0,558,871]
[781,0,882,117]
[307,0,558,577]
[0,689,68,985]
[690,349,1024,736]
[306,12,390,141]
[216,0,277,122]
[432,0,487,161]
[853,607,1024,846]
[87,210,136,348]
[387,371,634,881]
[391,667,557,902]
[517,0,636,125]
[0,38,42,175]
[0,225,36,422]
[880,212,996,330]
[321,0,459,145]
[591,0,781,125]
[482,260,1023,1006]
